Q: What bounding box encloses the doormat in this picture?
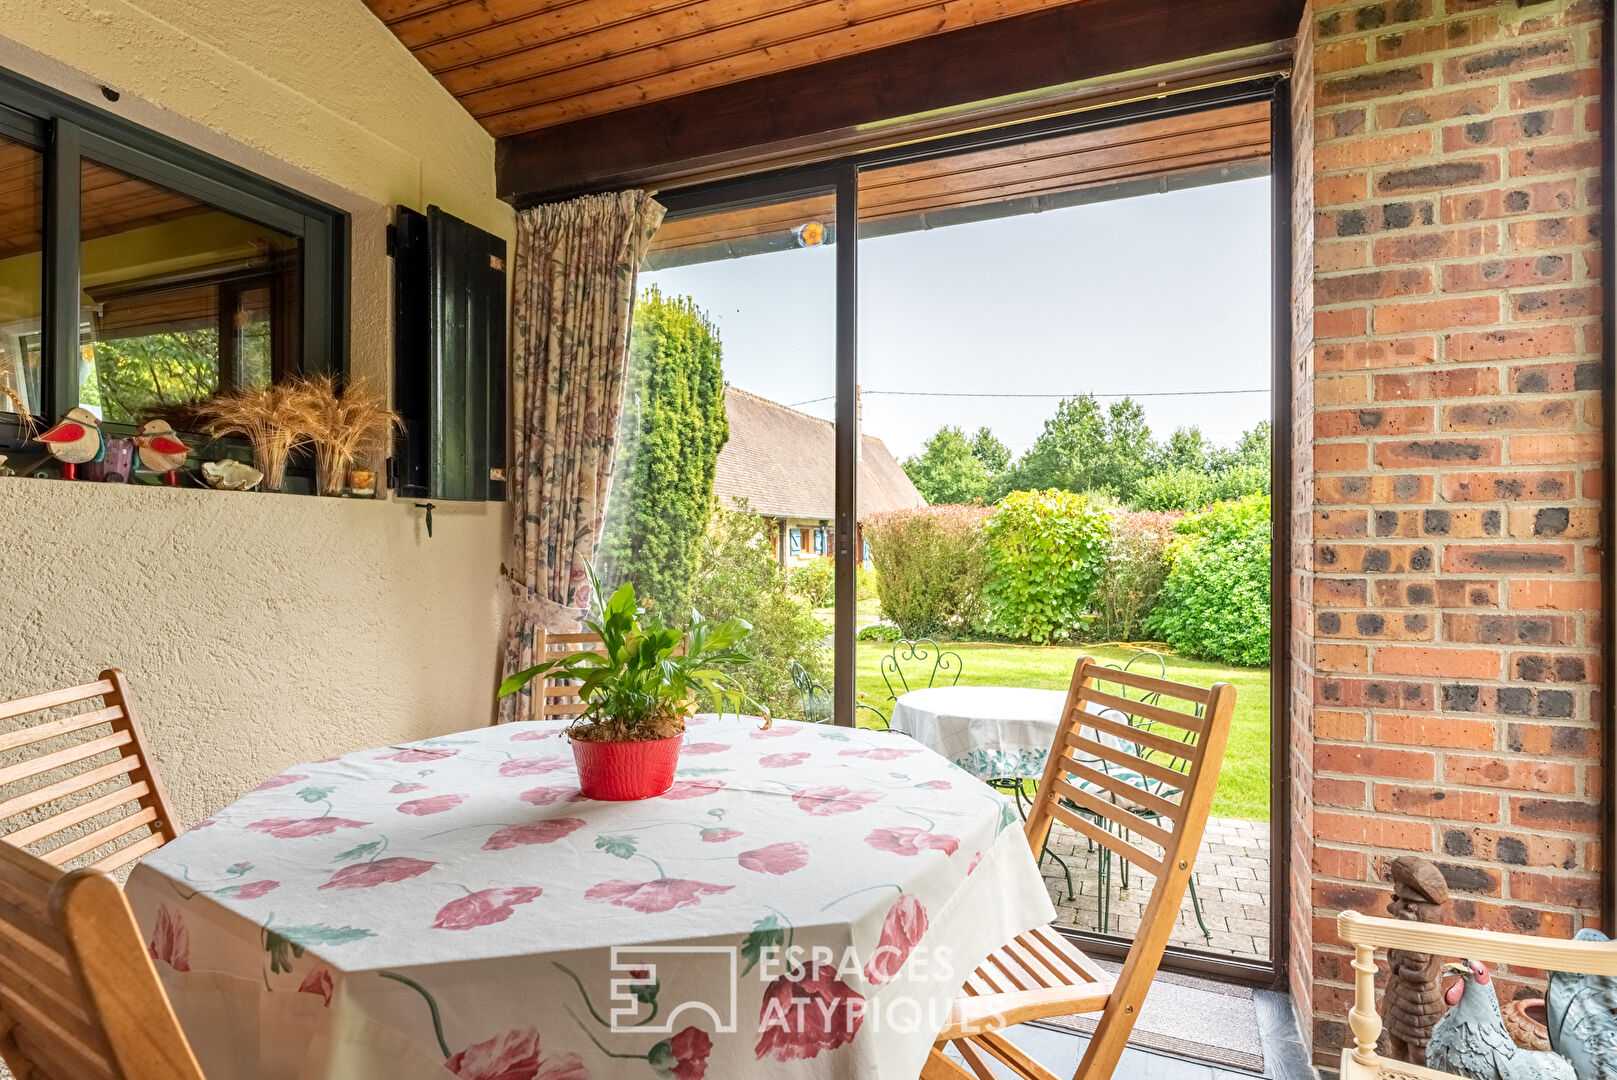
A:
[1039,962,1266,1074]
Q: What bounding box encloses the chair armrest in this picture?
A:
[1334,910,1617,1076]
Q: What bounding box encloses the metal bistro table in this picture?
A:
[124,716,1055,1080]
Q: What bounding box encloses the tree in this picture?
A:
[1000,395,1155,500]
[596,287,729,619]
[969,427,1012,475]
[903,425,990,505]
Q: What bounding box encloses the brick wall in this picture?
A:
[1292,0,1605,1068]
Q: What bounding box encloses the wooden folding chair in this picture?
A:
[530,629,607,723]
[0,670,180,872]
[923,656,1236,1080]
[0,838,206,1078]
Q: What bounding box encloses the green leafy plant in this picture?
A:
[498,571,766,742]
[1092,511,1180,642]
[857,623,902,642]
[864,505,992,638]
[1146,494,1271,667]
[786,558,835,608]
[982,489,1111,645]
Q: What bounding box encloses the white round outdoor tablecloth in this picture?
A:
[125,716,1055,1080]
[892,686,1069,781]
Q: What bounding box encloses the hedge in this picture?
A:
[982,489,1110,645]
[864,505,991,638]
[1145,494,1271,667]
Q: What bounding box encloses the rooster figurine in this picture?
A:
[132,419,190,486]
[35,407,104,480]
[1430,959,1576,1080]
[1547,929,1617,1080]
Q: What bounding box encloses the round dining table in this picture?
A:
[891,685,1068,782]
[125,715,1054,1080]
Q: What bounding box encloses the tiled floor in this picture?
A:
[1041,816,1272,961]
[959,986,1314,1080]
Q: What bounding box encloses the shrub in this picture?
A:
[690,504,831,718]
[858,623,902,642]
[1132,461,1269,513]
[1092,511,1181,642]
[982,489,1111,645]
[786,558,836,608]
[856,565,879,602]
[864,505,992,638]
[1146,494,1271,667]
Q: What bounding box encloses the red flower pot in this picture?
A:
[572,734,683,800]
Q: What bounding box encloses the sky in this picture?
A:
[639,175,1272,462]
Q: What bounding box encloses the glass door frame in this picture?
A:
[654,75,1293,988]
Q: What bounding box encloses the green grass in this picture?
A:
[853,641,1271,821]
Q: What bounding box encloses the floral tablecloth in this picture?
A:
[892,686,1070,782]
[126,717,1054,1080]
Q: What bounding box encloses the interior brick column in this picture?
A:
[1290,0,1605,1068]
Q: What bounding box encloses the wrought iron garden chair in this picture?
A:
[789,661,889,729]
[855,637,966,728]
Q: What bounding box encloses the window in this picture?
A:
[0,69,346,451]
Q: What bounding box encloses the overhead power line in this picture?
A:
[786,387,1270,408]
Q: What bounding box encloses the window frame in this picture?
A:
[0,66,348,451]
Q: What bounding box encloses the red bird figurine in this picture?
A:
[133,419,190,486]
[35,407,104,480]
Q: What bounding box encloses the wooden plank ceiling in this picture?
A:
[650,101,1269,258]
[365,0,1085,138]
[0,146,209,261]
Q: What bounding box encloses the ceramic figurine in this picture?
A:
[1383,855,1451,1066]
[201,459,264,491]
[1547,929,1617,1080]
[35,407,104,480]
[84,434,134,482]
[1431,960,1576,1080]
[0,454,11,477]
[133,419,190,486]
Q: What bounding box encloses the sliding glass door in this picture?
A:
[598,184,843,725]
[621,81,1289,981]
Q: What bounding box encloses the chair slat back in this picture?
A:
[532,629,607,722]
[0,670,179,873]
[1022,656,1236,1080]
[0,839,205,1080]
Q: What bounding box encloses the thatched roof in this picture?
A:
[713,387,926,521]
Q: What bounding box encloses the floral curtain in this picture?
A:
[500,190,665,723]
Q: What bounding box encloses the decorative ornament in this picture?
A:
[132,419,190,486]
[34,407,105,480]
[201,459,264,491]
[1382,855,1451,1067]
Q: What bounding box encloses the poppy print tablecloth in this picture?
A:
[126,717,1055,1080]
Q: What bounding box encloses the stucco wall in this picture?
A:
[0,0,516,826]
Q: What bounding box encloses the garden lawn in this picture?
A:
[853,641,1271,821]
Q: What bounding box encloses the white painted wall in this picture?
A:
[0,0,516,826]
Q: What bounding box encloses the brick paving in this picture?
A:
[1040,816,1272,961]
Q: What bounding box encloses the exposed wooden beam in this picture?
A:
[497,0,1301,205]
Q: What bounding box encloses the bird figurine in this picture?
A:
[34,407,104,480]
[1430,959,1577,1080]
[1547,929,1617,1080]
[132,419,190,486]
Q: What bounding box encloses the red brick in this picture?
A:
[1508,579,1601,611]
[1444,613,1577,647]
[1312,846,1369,880]
[1510,796,1603,834]
[1318,131,1434,172]
[1508,871,1600,908]
[1317,172,1369,206]
[1508,68,1602,109]
[1315,406,1434,437]
[1374,227,1498,264]
[1375,438,1501,468]
[1448,755,1577,793]
[1374,367,1499,399]
[1511,140,1603,176]
[1510,435,1601,464]
[1441,254,1572,292]
[1376,85,1499,129]
[1442,826,1579,870]
[1316,811,1434,851]
[1435,580,1500,607]
[1511,285,1601,321]
[1442,399,1577,431]
[1507,360,1601,394]
[1506,506,1600,539]
[1317,710,1368,740]
[1374,296,1499,333]
[1445,326,1576,361]
[1373,784,1501,822]
[1441,471,1575,502]
[1508,214,1599,250]
[1319,65,1433,106]
[1317,776,1369,808]
[1319,374,1370,406]
[1373,645,1502,679]
[1318,337,1436,371]
[1441,180,1576,223]
[1375,713,1495,749]
[1443,544,1576,575]
[1317,642,1370,673]
[1317,442,1370,472]
[1442,108,1575,151]
[1316,306,1369,340]
[1317,268,1432,304]
[1316,543,1435,574]
[1442,37,1575,82]
[1317,744,1435,781]
[1376,156,1501,195]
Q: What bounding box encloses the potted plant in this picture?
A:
[497,576,767,800]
